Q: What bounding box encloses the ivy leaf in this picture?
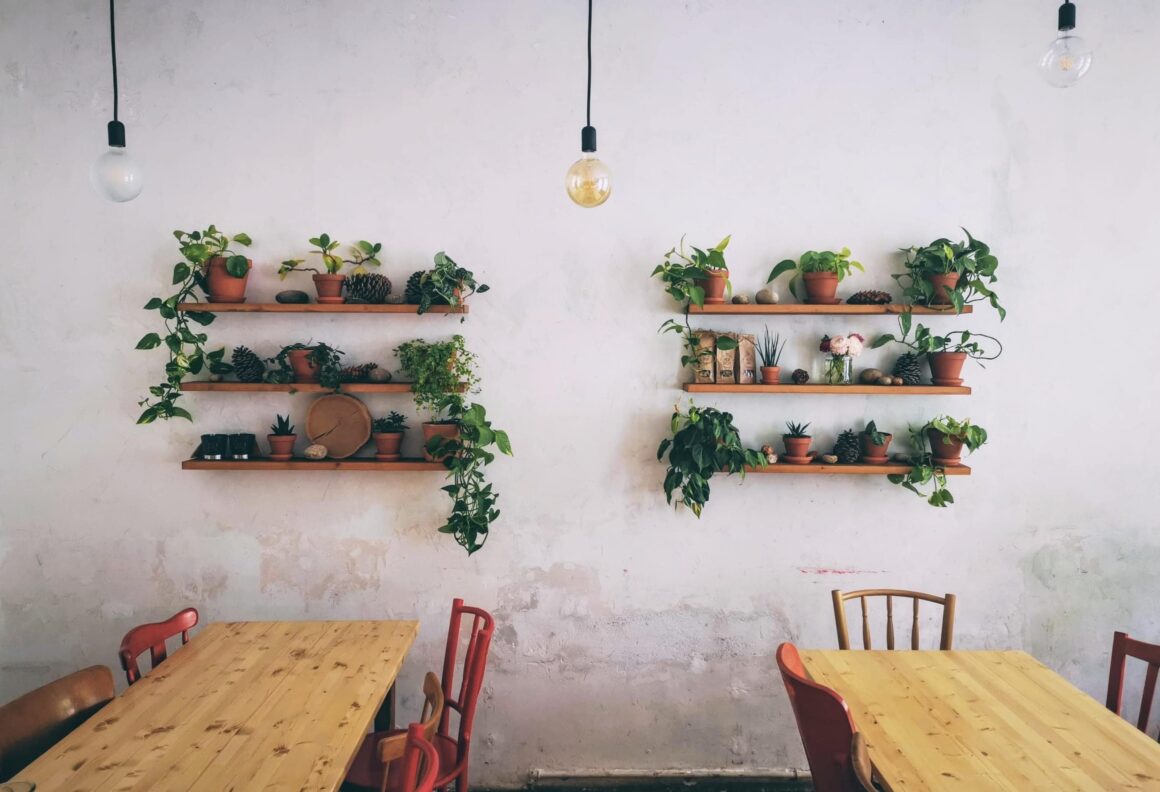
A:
[494,430,512,456]
[136,333,162,350]
[144,297,163,310]
[232,232,252,246]
[172,263,191,284]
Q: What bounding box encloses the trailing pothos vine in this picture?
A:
[136,227,248,423]
[653,235,737,371]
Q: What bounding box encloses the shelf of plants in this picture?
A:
[742,463,972,476]
[688,304,971,316]
[175,303,467,314]
[182,458,446,471]
[683,384,970,395]
[180,382,466,394]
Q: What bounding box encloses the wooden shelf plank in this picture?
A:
[175,302,466,314]
[743,463,972,476]
[182,458,446,471]
[181,382,418,393]
[688,303,971,316]
[684,384,971,395]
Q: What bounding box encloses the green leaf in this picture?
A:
[225,255,249,278]
[186,311,215,326]
[767,260,797,283]
[144,297,163,310]
[232,233,252,246]
[715,336,738,351]
[495,430,512,456]
[136,333,162,350]
[172,263,191,284]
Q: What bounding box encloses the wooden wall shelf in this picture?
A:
[684,384,971,395]
[182,382,424,394]
[744,463,972,476]
[182,458,445,471]
[688,304,971,316]
[176,303,467,314]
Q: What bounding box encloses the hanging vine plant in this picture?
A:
[135,228,246,423]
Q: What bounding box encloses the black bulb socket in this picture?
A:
[581,125,597,153]
[1057,1,1076,32]
[107,119,126,148]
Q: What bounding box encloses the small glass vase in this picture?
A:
[823,355,852,385]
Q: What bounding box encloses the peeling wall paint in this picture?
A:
[3,0,1160,786]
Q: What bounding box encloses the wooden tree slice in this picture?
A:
[305,394,372,459]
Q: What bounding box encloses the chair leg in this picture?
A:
[374,682,397,731]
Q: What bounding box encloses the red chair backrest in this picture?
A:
[118,608,199,685]
[1107,631,1160,737]
[438,598,495,773]
[776,643,862,792]
[397,722,441,792]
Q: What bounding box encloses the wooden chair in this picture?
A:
[345,672,444,792]
[776,642,864,792]
[346,599,495,792]
[0,665,115,781]
[118,607,199,684]
[832,589,956,650]
[1106,631,1160,737]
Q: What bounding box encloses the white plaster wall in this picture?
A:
[2,0,1160,784]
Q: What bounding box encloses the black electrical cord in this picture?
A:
[109,0,119,122]
[586,0,592,128]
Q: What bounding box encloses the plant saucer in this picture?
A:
[931,456,963,467]
[782,452,816,465]
[860,455,889,465]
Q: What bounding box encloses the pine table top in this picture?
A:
[13,620,418,791]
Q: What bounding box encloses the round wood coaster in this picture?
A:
[305,394,372,459]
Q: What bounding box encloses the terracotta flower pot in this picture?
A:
[267,434,296,461]
[695,269,729,305]
[760,366,781,385]
[927,429,965,466]
[929,351,967,386]
[373,432,404,462]
[926,272,961,305]
[312,273,346,304]
[802,271,839,304]
[861,432,893,463]
[783,436,812,458]
[287,348,320,383]
[205,256,252,303]
[422,422,460,462]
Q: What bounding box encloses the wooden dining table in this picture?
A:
[801,649,1160,791]
[12,619,418,791]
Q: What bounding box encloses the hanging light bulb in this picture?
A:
[1039,1,1092,88]
[92,0,143,202]
[565,0,611,208]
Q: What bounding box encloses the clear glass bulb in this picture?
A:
[91,147,144,202]
[565,153,612,208]
[1039,31,1092,88]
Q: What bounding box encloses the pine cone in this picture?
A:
[339,363,380,383]
[846,289,893,305]
[892,353,923,385]
[404,270,425,304]
[791,369,810,385]
[833,429,860,464]
[345,273,392,304]
[231,346,265,383]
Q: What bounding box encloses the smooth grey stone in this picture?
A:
[275,290,310,304]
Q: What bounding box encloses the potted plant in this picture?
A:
[767,248,863,304]
[267,414,297,461]
[819,333,865,384]
[894,229,1005,318]
[404,252,489,315]
[757,327,785,384]
[371,411,408,461]
[782,421,813,462]
[925,415,987,466]
[657,402,764,517]
[266,342,345,389]
[395,335,480,460]
[172,226,254,304]
[136,230,238,424]
[652,234,732,306]
[861,420,892,463]
[427,401,512,554]
[870,313,1002,386]
[278,233,382,304]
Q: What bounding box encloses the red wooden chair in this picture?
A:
[346,599,495,792]
[118,607,199,685]
[395,723,441,792]
[1107,631,1160,737]
[776,642,866,792]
